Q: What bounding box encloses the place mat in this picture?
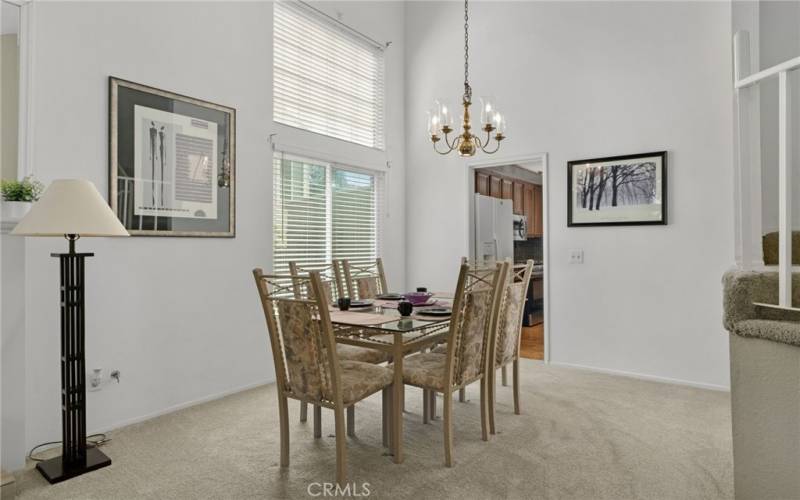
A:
[329,310,396,326]
[375,299,452,309]
[410,308,453,320]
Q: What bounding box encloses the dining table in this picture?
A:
[329,294,454,464]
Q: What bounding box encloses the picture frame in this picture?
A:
[109,77,236,237]
[567,151,667,227]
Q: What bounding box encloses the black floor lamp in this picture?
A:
[12,179,128,483]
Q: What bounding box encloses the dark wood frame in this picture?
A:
[567,151,667,227]
[108,76,236,237]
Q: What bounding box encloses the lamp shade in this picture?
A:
[12,179,129,237]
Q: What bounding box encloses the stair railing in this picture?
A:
[734,31,800,310]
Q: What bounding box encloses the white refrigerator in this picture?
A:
[474,194,514,263]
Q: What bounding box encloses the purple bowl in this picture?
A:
[403,292,433,305]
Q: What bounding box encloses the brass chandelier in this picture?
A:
[427,0,506,157]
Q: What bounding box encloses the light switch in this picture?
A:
[569,249,584,264]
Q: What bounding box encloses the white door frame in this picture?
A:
[466,153,551,363]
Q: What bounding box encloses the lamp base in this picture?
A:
[35,447,111,484]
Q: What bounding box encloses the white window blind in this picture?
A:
[273,1,386,150]
[272,152,384,275]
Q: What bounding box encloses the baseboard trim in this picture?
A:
[548,361,730,392]
[22,378,274,469]
[97,378,274,432]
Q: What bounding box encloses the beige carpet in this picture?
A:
[14,360,732,499]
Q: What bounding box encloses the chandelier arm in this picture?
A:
[444,130,460,150]
[484,129,494,148]
[479,136,503,155]
[433,133,458,155]
[433,138,457,155]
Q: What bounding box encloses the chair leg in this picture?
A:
[430,390,437,420]
[459,388,466,402]
[314,404,322,439]
[423,389,430,424]
[513,359,521,415]
[334,406,348,486]
[278,395,290,467]
[480,379,489,441]
[489,366,497,435]
[502,365,508,386]
[347,406,355,437]
[300,401,308,423]
[382,387,390,448]
[387,388,395,452]
[443,390,454,467]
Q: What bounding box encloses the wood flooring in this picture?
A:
[520,323,544,360]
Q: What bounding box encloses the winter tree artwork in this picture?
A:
[110,78,236,236]
[567,151,667,226]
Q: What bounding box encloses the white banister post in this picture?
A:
[778,70,792,306]
[732,31,764,269]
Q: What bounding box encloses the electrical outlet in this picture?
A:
[89,368,103,391]
[568,249,584,264]
[88,368,121,391]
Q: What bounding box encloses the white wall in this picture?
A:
[758,0,800,234]
[1,235,26,470]
[11,0,405,467]
[405,1,734,388]
[1,33,19,180]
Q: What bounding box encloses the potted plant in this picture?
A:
[1,175,44,222]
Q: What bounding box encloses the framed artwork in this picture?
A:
[109,77,236,237]
[567,151,667,227]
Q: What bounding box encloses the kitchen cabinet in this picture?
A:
[512,182,524,215]
[489,176,502,198]
[475,171,543,237]
[501,179,513,201]
[531,184,543,237]
[523,184,534,236]
[475,172,489,196]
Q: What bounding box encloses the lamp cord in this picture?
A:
[26,434,110,462]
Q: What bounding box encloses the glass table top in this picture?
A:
[331,305,451,333]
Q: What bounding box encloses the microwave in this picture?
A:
[512,214,527,241]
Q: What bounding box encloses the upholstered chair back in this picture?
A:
[495,261,535,366]
[342,258,388,300]
[253,269,343,405]
[445,262,508,387]
[289,261,344,302]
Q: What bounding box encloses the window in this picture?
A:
[273,1,385,149]
[272,153,383,275]
[1,0,21,180]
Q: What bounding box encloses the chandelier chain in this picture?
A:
[463,0,471,102]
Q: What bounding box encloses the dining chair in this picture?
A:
[428,257,507,407]
[341,258,388,300]
[398,261,508,466]
[252,269,393,485]
[288,261,390,433]
[289,261,345,302]
[488,260,534,434]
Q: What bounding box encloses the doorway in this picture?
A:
[467,154,549,362]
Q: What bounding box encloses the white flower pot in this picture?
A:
[2,201,33,223]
